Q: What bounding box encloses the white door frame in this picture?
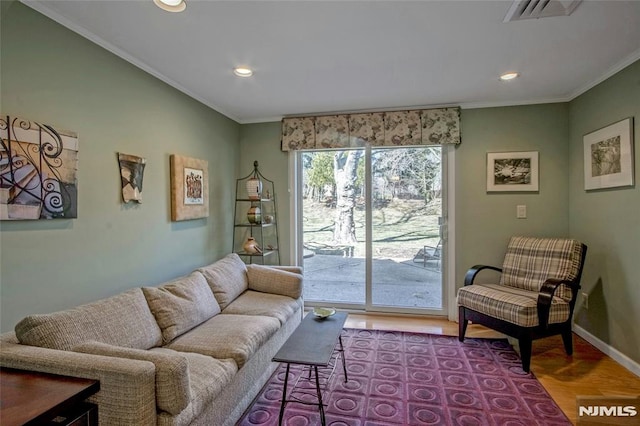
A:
[288,147,456,318]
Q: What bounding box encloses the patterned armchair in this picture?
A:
[457,236,587,372]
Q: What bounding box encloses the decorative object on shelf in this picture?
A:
[245,161,263,200]
[583,117,634,191]
[117,153,146,204]
[170,154,209,221]
[243,237,262,254]
[247,202,261,224]
[0,115,79,220]
[486,151,539,192]
[233,161,280,265]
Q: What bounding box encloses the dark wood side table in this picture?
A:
[0,368,99,426]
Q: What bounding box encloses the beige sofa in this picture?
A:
[0,254,303,426]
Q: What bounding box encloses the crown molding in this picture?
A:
[458,97,570,110]
[567,48,640,100]
[21,0,242,124]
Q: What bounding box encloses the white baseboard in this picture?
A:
[573,324,640,378]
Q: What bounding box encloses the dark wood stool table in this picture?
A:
[272,311,348,426]
[0,367,99,426]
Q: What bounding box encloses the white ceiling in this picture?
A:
[23,0,640,123]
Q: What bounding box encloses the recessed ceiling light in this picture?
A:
[499,72,520,81]
[153,0,186,13]
[233,67,254,78]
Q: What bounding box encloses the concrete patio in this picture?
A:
[302,254,442,309]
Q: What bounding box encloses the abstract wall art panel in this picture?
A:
[0,115,78,220]
[118,152,146,203]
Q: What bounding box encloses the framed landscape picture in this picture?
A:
[170,154,209,221]
[487,151,539,192]
[583,117,634,191]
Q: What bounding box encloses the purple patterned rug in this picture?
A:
[238,328,570,425]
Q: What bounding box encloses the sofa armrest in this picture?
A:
[73,341,190,415]
[268,265,303,275]
[246,264,303,299]
[0,333,157,425]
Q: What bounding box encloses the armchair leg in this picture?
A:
[518,336,532,373]
[561,327,574,355]
[458,306,468,342]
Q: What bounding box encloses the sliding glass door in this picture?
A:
[301,149,366,306]
[369,147,443,311]
[299,146,444,314]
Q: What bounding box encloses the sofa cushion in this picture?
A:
[165,314,280,368]
[457,283,570,327]
[142,272,220,343]
[197,254,248,310]
[15,288,163,351]
[72,341,191,415]
[223,290,302,325]
[246,264,303,299]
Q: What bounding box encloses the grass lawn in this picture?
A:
[303,198,442,260]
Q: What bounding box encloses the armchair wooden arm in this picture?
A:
[537,278,575,329]
[463,265,503,286]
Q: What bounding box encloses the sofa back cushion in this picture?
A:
[197,253,248,310]
[499,236,584,300]
[73,341,190,415]
[142,271,220,343]
[15,288,163,351]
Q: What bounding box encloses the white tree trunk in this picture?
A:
[333,151,362,244]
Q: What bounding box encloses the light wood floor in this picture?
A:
[344,313,640,425]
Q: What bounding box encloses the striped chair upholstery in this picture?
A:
[457,236,587,372]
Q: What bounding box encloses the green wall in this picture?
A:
[0,2,240,331]
[455,104,571,285]
[569,60,640,364]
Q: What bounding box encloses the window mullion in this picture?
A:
[365,146,373,308]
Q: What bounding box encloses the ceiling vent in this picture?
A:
[504,0,582,22]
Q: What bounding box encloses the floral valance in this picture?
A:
[281,107,461,151]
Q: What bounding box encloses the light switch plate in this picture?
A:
[517,205,527,219]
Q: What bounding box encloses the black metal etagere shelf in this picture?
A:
[232,161,280,265]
